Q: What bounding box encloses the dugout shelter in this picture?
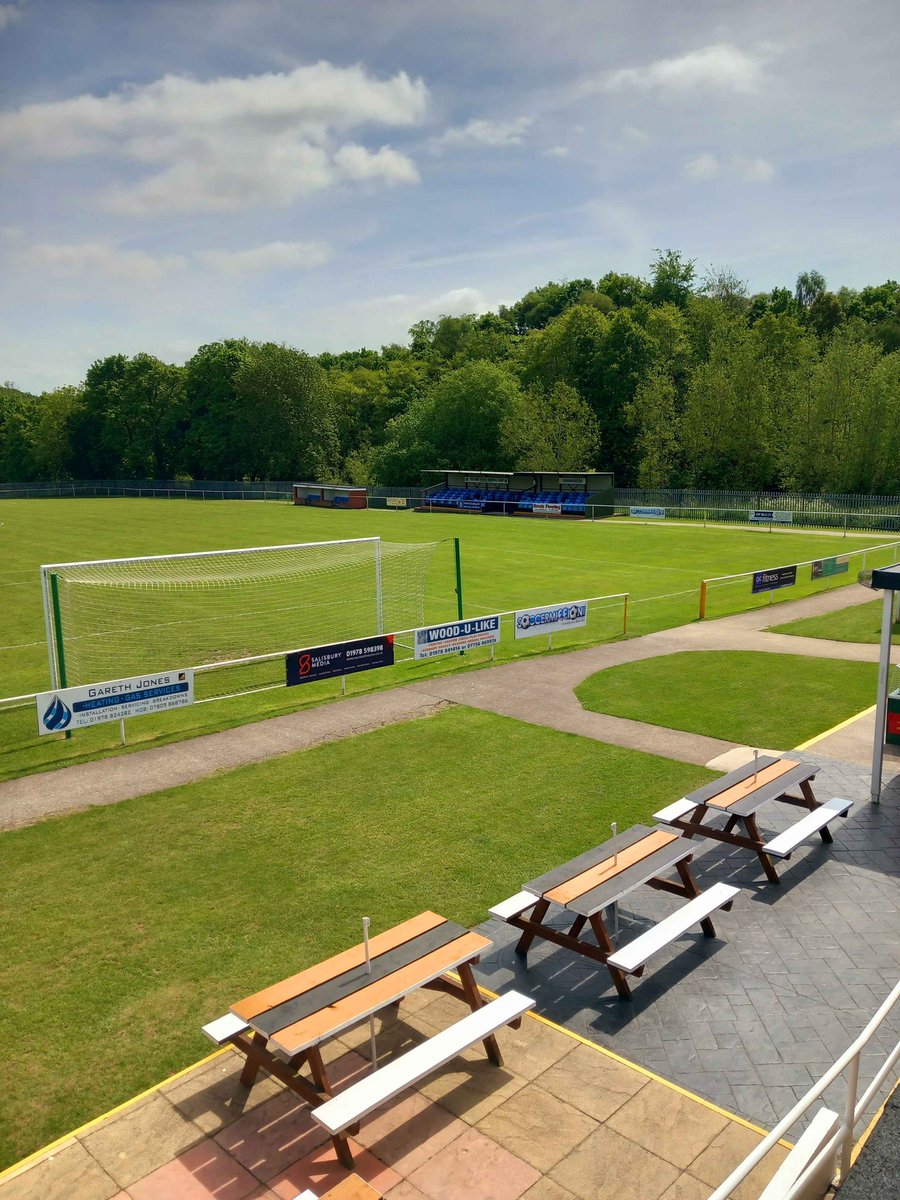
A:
[292,482,367,509]
[423,470,614,517]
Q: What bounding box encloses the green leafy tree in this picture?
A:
[649,249,696,308]
[183,340,252,478]
[795,270,827,310]
[626,370,681,488]
[232,343,338,480]
[505,383,601,471]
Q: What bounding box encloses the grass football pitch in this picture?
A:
[1,499,897,780]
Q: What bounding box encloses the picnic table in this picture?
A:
[655,755,825,884]
[493,824,733,1000]
[204,911,495,1168]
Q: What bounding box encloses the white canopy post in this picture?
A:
[870,587,895,804]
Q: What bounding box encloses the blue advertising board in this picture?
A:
[286,635,394,686]
[751,565,797,594]
[460,499,484,511]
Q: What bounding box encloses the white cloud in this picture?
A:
[0,5,21,32]
[684,152,720,180]
[0,62,427,214]
[15,241,186,283]
[421,286,489,316]
[735,155,775,182]
[543,145,570,158]
[332,143,420,185]
[606,43,766,94]
[196,240,331,273]
[432,116,532,151]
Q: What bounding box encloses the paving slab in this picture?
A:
[475,754,900,1136]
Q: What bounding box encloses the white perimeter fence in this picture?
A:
[0,592,630,732]
[707,978,900,1200]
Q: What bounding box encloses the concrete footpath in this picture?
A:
[1,583,896,832]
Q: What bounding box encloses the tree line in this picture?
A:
[3,252,900,493]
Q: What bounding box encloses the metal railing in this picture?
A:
[698,538,900,619]
[615,487,900,516]
[0,591,630,723]
[707,978,900,1199]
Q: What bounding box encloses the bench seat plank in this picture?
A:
[763,797,852,859]
[202,1013,250,1046]
[606,884,740,974]
[489,892,537,921]
[312,992,535,1135]
[653,798,699,823]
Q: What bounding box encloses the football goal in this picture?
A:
[41,537,443,690]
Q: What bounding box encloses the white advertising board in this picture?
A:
[386,497,408,508]
[533,502,562,515]
[515,601,588,639]
[36,669,194,735]
[413,616,501,660]
[629,506,666,519]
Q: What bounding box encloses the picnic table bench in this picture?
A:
[490,824,738,1000]
[653,755,852,883]
[203,911,531,1168]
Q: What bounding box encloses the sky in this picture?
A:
[1,0,898,393]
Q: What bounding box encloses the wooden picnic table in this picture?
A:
[221,911,495,1168]
[504,824,723,1000]
[658,755,821,884]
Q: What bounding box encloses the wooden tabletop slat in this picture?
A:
[525,825,653,895]
[269,931,491,1055]
[709,764,817,817]
[704,758,800,811]
[232,911,448,1021]
[546,829,679,905]
[253,920,470,1038]
[567,837,701,917]
[684,755,781,806]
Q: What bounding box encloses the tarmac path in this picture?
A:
[1,582,894,831]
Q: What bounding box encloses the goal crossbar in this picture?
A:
[40,536,380,573]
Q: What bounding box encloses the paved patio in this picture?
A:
[475,755,900,1135]
[0,990,791,1200]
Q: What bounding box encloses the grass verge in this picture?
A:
[575,650,879,747]
[769,599,900,645]
[0,704,713,1169]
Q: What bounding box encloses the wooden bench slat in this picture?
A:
[524,824,654,894]
[683,756,781,806]
[653,797,698,823]
[312,991,535,1135]
[546,830,679,906]
[606,883,739,974]
[763,797,852,859]
[489,891,537,921]
[202,1012,250,1046]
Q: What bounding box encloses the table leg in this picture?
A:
[515,898,550,956]
[744,813,781,883]
[238,1031,268,1088]
[588,913,632,1000]
[568,915,587,939]
[675,860,716,937]
[457,961,503,1066]
[798,780,833,841]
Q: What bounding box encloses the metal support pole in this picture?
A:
[839,1052,860,1181]
[870,588,895,804]
[454,538,464,620]
[49,573,72,739]
[699,580,707,620]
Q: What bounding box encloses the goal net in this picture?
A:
[41,537,442,691]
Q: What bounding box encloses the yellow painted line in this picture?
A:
[794,704,876,751]
[850,1074,900,1164]
[471,977,794,1149]
[0,1045,229,1186]
[1,978,795,1184]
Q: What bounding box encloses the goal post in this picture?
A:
[40,536,444,691]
